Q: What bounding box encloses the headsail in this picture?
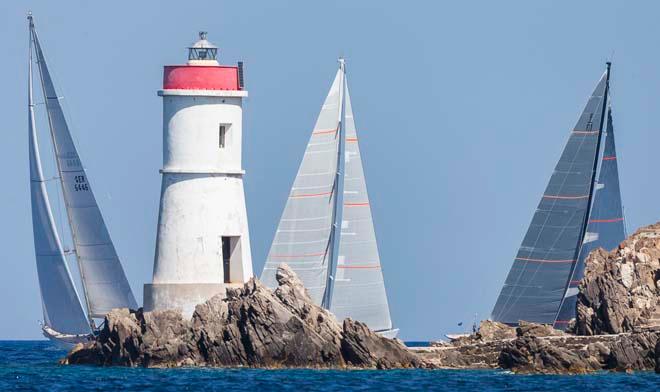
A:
[31,23,137,318]
[492,67,610,325]
[28,17,90,335]
[328,81,393,332]
[554,108,626,328]
[261,68,343,304]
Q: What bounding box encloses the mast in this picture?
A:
[553,63,611,325]
[322,58,346,309]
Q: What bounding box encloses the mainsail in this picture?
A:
[28,22,90,335]
[491,66,610,325]
[261,68,343,304]
[554,108,626,328]
[31,21,137,319]
[262,61,394,334]
[328,82,393,332]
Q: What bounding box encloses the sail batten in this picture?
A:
[492,68,610,325]
[31,25,137,319]
[28,19,90,335]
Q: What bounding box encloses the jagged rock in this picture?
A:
[516,321,565,338]
[576,224,660,335]
[604,331,657,371]
[63,263,426,369]
[476,320,517,341]
[340,319,423,369]
[498,336,601,374]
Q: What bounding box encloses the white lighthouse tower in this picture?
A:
[144,32,253,317]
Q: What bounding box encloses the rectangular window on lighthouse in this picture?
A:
[218,125,227,148]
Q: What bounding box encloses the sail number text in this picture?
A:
[73,175,89,192]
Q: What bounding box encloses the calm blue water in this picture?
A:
[0,341,657,391]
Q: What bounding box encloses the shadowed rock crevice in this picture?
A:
[63,264,426,369]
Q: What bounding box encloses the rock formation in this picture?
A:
[576,224,660,335]
[63,264,425,369]
[418,222,660,374]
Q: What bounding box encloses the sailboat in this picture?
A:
[491,63,626,328]
[261,60,398,338]
[27,14,137,346]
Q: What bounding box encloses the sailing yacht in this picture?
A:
[261,60,397,338]
[491,63,626,328]
[27,14,137,346]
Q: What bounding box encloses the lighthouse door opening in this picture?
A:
[221,236,242,283]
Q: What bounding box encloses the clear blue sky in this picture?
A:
[1,1,659,340]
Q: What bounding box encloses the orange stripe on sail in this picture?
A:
[346,138,358,142]
[515,257,575,264]
[344,202,369,207]
[312,128,338,135]
[542,194,589,200]
[590,217,624,223]
[602,156,617,161]
[290,191,333,199]
[337,264,381,269]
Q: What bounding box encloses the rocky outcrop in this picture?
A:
[63,264,425,369]
[576,224,660,335]
[419,222,660,374]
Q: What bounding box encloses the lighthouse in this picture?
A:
[144,32,253,317]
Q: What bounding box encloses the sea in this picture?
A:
[1,341,658,391]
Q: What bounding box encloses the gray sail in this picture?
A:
[31,26,137,318]
[262,69,343,304]
[492,69,609,325]
[554,108,625,328]
[28,22,90,335]
[329,82,393,332]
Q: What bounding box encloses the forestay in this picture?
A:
[28,28,90,334]
[32,28,137,318]
[261,69,343,304]
[554,108,626,328]
[492,70,609,325]
[329,83,392,332]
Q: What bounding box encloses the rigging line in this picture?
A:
[496,85,607,321]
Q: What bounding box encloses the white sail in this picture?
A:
[28,21,90,335]
[329,82,393,332]
[31,26,137,318]
[261,68,344,304]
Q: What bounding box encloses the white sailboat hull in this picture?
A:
[41,325,92,349]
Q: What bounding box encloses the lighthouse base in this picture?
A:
[143,283,240,319]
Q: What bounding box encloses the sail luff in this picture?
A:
[261,68,343,304]
[31,25,137,319]
[328,77,393,332]
[491,68,610,325]
[28,16,90,335]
